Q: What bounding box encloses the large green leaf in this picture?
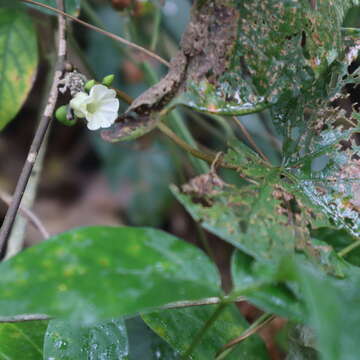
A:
[43,318,128,359]
[0,226,220,323]
[143,304,269,359]
[287,259,360,360]
[0,320,47,360]
[26,0,81,16]
[0,8,38,130]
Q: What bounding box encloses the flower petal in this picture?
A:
[70,92,90,118]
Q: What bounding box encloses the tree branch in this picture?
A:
[0,0,67,258]
[0,191,49,241]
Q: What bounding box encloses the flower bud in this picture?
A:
[84,79,96,92]
[55,105,77,126]
[102,74,115,87]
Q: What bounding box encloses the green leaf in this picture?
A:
[231,250,304,321]
[0,226,220,323]
[0,8,38,130]
[0,320,47,359]
[43,318,128,359]
[143,304,269,359]
[126,316,178,359]
[287,259,360,360]
[26,0,81,16]
[172,141,328,264]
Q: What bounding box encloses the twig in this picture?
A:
[0,0,67,258]
[215,313,275,360]
[0,296,246,323]
[157,123,232,168]
[232,116,269,162]
[0,191,49,241]
[21,0,170,68]
[163,295,245,310]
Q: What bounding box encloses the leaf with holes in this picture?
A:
[172,140,329,266]
[102,0,358,142]
[0,226,220,323]
[0,320,48,359]
[0,8,38,130]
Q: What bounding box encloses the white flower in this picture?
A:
[70,84,119,130]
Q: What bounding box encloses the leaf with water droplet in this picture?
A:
[44,318,128,360]
[0,226,220,323]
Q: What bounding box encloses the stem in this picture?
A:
[215,313,275,360]
[150,6,161,52]
[338,239,360,257]
[21,0,170,68]
[0,296,245,323]
[0,0,67,258]
[232,116,269,162]
[0,191,49,244]
[182,303,228,359]
[157,123,237,170]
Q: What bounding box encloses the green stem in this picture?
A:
[150,6,161,51]
[338,239,360,257]
[215,313,275,360]
[182,303,228,359]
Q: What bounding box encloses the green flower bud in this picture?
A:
[102,74,115,87]
[84,79,96,92]
[55,105,77,126]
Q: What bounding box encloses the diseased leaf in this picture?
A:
[43,318,128,360]
[0,320,47,360]
[0,226,220,323]
[287,110,360,238]
[0,8,38,130]
[143,304,269,359]
[102,0,358,142]
[172,140,328,265]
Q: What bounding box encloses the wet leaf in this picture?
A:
[0,8,38,130]
[288,111,360,238]
[126,316,178,359]
[143,304,269,359]
[43,318,128,359]
[0,320,47,359]
[0,226,220,323]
